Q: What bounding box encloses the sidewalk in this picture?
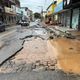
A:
[42,22,80,37]
[0,25,18,39]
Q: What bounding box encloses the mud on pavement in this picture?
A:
[0,25,80,80]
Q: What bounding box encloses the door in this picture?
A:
[66,10,71,28]
[72,8,79,29]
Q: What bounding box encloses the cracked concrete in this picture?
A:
[0,23,80,80]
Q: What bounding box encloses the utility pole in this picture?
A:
[38,6,43,21]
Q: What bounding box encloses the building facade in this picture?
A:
[0,0,5,22]
[54,0,63,25]
[3,0,16,26]
[20,7,28,20]
[0,0,21,26]
[20,7,33,21]
[46,1,56,24]
[63,0,80,30]
[26,9,33,21]
[46,0,80,30]
[15,0,22,23]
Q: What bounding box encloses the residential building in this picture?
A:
[0,0,4,22]
[20,7,33,21]
[20,7,28,20]
[15,0,22,23]
[53,0,63,25]
[42,11,47,18]
[46,1,57,24]
[46,0,80,30]
[26,9,33,21]
[3,0,17,26]
[0,0,21,26]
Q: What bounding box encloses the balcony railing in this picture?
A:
[4,6,16,14]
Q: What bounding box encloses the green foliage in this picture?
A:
[34,13,41,19]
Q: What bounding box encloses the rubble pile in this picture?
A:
[0,58,57,73]
[47,27,76,40]
[0,32,58,73]
[32,59,57,71]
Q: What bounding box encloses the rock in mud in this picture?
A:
[31,63,36,69]
[48,66,55,71]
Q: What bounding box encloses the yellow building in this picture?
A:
[45,1,57,24]
[47,2,56,16]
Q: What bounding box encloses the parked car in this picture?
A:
[21,20,30,26]
[0,21,5,32]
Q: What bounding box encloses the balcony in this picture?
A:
[9,0,16,4]
[4,6,16,14]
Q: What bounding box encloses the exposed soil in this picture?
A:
[50,38,80,74]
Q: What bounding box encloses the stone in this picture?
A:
[25,64,33,71]
[48,60,57,66]
[48,66,55,71]
[31,63,36,69]
[49,36,54,39]
[42,61,48,66]
[35,60,41,66]
[33,66,46,71]
[36,60,40,63]
[36,62,40,66]
[44,66,49,70]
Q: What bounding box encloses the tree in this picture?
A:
[34,13,41,19]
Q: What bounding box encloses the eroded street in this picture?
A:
[0,22,80,80]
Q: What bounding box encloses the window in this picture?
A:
[64,0,67,6]
[67,0,70,5]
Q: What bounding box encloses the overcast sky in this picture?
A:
[20,0,52,13]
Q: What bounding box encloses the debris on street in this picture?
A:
[0,37,58,73]
[0,23,80,80]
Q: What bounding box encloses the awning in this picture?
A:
[53,9,69,15]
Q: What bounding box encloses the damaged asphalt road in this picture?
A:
[0,23,80,80]
[0,24,49,70]
[0,70,80,80]
[0,24,48,65]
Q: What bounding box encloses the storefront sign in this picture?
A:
[47,3,56,15]
[54,1,63,13]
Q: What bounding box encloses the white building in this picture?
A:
[20,7,33,21]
